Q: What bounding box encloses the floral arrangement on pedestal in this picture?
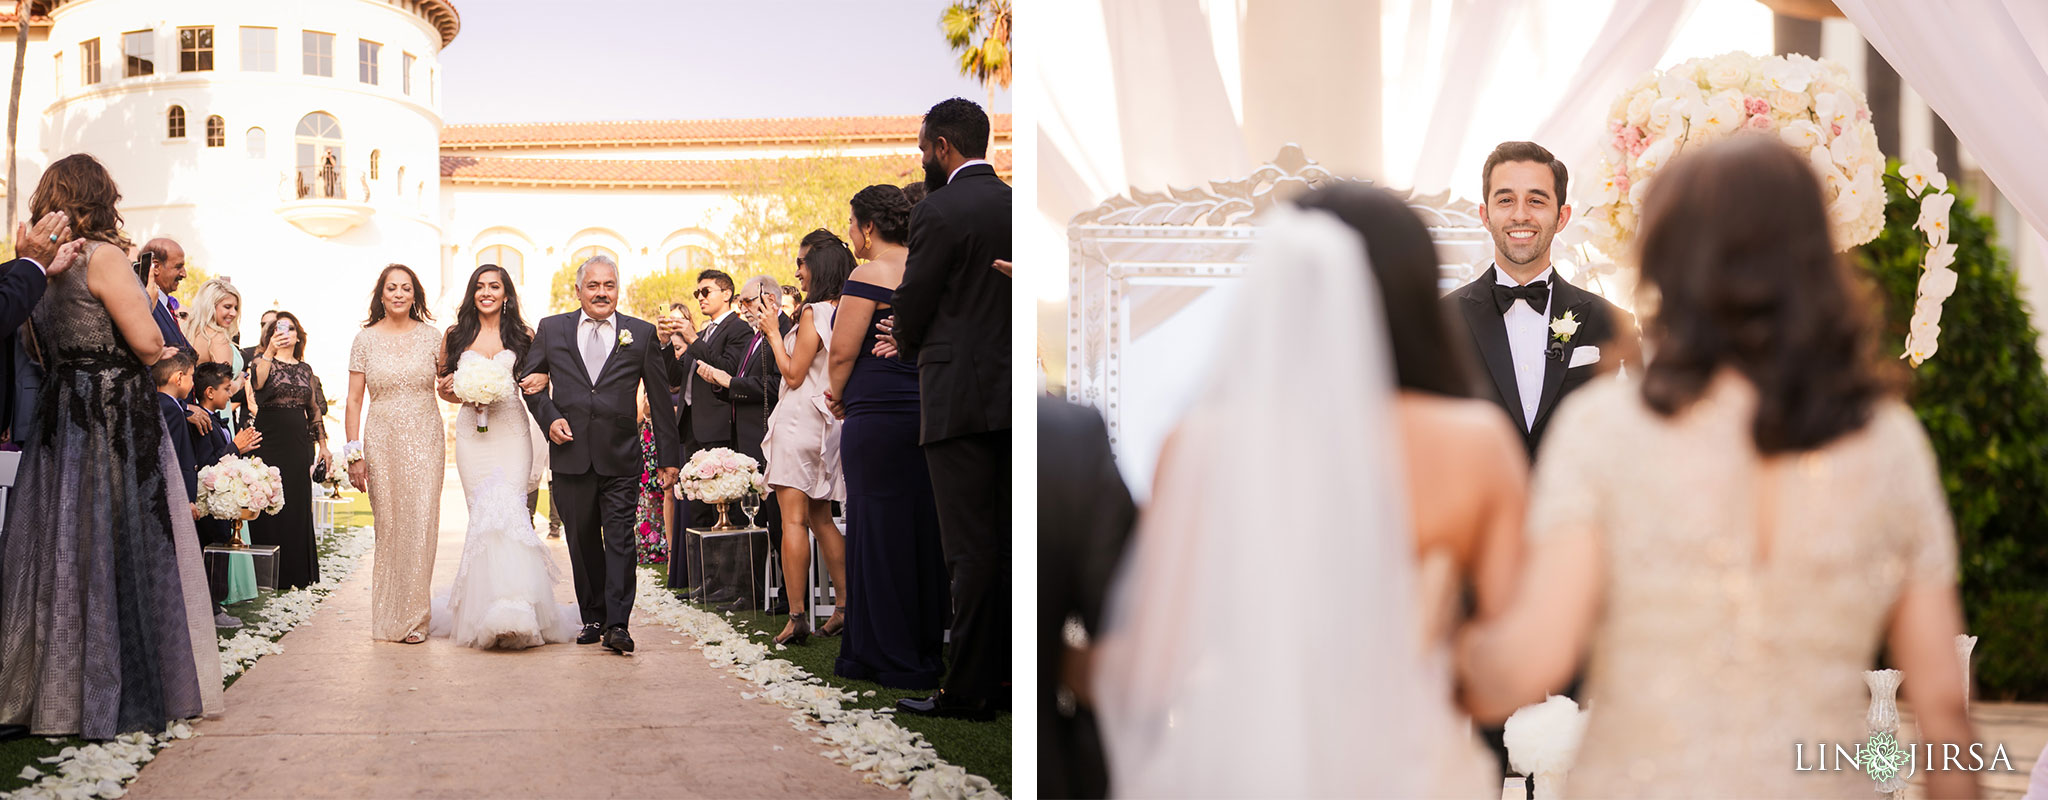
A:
[680,447,763,505]
[196,455,286,521]
[1581,51,1956,364]
[451,356,515,432]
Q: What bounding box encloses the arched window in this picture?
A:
[166,105,185,138]
[665,245,716,273]
[369,149,379,179]
[295,112,343,198]
[245,127,266,159]
[396,166,405,195]
[570,245,617,274]
[204,115,224,147]
[476,244,524,283]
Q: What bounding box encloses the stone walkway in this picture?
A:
[130,467,895,799]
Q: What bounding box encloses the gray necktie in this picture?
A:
[582,317,608,382]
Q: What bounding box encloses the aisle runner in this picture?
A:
[635,571,1002,799]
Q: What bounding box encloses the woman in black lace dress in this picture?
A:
[248,310,332,589]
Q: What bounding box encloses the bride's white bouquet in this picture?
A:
[679,447,761,504]
[451,356,515,432]
[197,455,287,520]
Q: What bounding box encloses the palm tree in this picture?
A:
[940,0,1010,142]
[6,1,32,239]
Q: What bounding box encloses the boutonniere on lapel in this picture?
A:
[616,329,634,350]
[1546,310,1581,362]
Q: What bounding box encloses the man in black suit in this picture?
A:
[1443,141,1637,799]
[1444,141,1638,461]
[140,238,193,355]
[657,269,752,594]
[705,276,794,611]
[1,211,79,445]
[1038,398,1137,798]
[520,254,680,655]
[891,97,1013,720]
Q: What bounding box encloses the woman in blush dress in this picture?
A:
[758,232,854,646]
[343,264,444,643]
[0,154,221,738]
[1458,137,1979,798]
[827,186,947,689]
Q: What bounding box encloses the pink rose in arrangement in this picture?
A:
[1743,96,1770,116]
[1745,114,1774,131]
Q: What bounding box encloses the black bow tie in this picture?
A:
[1492,280,1550,315]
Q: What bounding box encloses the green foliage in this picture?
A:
[624,268,696,322]
[549,260,577,314]
[722,146,912,292]
[1858,166,2048,700]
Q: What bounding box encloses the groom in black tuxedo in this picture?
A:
[891,97,1012,721]
[1445,141,1636,798]
[521,255,679,654]
[1445,141,1639,461]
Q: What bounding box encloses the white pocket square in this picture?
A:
[1568,345,1602,369]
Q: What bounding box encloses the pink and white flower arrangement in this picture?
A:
[451,356,515,432]
[679,447,762,504]
[1583,52,1885,259]
[196,455,286,519]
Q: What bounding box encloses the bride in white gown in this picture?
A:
[430,265,580,650]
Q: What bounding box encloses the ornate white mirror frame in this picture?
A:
[1064,145,1491,494]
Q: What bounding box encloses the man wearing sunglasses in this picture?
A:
[695,276,795,613]
[656,270,752,594]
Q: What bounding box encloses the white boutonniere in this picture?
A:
[1549,310,1581,342]
[617,329,634,350]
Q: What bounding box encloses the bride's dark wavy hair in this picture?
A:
[440,264,533,376]
[1634,135,1895,454]
[1293,184,1476,398]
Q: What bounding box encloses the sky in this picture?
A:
[438,0,1011,124]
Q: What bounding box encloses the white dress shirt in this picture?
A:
[1495,264,1555,430]
[948,159,992,184]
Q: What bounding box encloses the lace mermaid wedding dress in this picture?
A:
[430,350,580,649]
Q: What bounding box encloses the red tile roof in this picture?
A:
[440,114,1013,149]
[440,149,1012,189]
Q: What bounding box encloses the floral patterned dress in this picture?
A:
[634,419,668,565]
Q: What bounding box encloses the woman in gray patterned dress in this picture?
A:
[0,154,216,739]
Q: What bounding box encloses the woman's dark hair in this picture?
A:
[800,228,842,250]
[441,264,533,376]
[366,263,434,326]
[1293,184,1475,398]
[30,153,129,248]
[850,184,913,245]
[901,182,929,206]
[800,239,855,303]
[260,311,308,361]
[1634,135,1892,454]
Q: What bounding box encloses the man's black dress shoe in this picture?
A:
[576,623,603,645]
[896,693,996,721]
[603,626,635,654]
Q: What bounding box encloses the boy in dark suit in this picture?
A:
[178,360,261,628]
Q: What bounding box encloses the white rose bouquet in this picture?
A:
[680,447,762,505]
[197,455,287,521]
[451,356,515,432]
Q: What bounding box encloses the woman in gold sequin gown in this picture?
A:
[1457,138,1978,798]
[344,265,446,643]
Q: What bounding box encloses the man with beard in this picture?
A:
[1444,141,1638,460]
[889,97,1011,720]
[1443,141,1637,800]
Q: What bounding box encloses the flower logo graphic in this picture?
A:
[1864,730,1908,783]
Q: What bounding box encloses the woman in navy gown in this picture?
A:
[827,186,948,689]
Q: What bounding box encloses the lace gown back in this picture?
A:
[1530,375,1957,797]
[431,349,579,649]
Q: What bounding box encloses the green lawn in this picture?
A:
[649,563,1012,796]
